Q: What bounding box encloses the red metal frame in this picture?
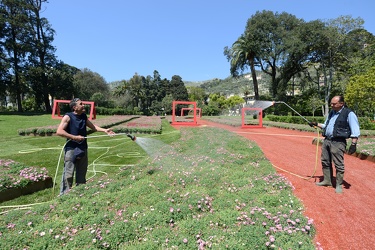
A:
[171,101,198,126]
[241,108,264,128]
[52,99,96,120]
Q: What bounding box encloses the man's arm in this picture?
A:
[348,112,360,144]
[86,120,115,135]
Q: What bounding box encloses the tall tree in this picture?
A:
[151,70,166,102]
[1,0,30,112]
[343,28,375,76]
[167,75,188,101]
[0,7,11,105]
[49,61,78,100]
[73,68,109,101]
[243,10,307,99]
[311,16,364,116]
[1,0,57,112]
[25,0,56,113]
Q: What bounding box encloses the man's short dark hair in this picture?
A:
[70,98,80,111]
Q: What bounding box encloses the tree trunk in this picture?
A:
[248,54,259,100]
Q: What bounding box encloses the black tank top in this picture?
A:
[65,112,88,150]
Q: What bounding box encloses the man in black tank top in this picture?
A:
[56,98,115,195]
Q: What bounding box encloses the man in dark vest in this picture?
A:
[309,95,360,194]
[56,98,115,195]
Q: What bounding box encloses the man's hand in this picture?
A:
[348,143,357,154]
[105,129,116,136]
[308,121,318,128]
[73,135,85,142]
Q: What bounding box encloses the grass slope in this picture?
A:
[0,115,316,249]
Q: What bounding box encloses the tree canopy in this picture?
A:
[224,11,374,117]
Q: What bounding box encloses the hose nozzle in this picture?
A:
[127,134,136,141]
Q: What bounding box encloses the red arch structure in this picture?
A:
[241,107,264,128]
[171,101,198,126]
[51,99,96,120]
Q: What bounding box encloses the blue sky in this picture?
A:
[43,0,375,83]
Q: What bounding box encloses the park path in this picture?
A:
[175,119,375,250]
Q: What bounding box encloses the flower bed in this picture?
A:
[111,116,162,134]
[0,177,53,202]
[0,159,52,202]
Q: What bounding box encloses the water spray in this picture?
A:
[246,100,313,125]
[272,101,312,124]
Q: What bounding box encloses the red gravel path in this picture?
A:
[177,120,375,250]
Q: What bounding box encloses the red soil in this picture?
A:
[175,120,375,250]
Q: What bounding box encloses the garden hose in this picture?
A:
[52,133,137,197]
[270,101,322,181]
[0,133,138,214]
[271,128,320,182]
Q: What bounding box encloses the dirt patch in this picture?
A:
[177,120,375,250]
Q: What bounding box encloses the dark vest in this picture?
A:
[323,107,352,139]
[65,112,88,149]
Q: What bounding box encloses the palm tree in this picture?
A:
[225,35,259,100]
